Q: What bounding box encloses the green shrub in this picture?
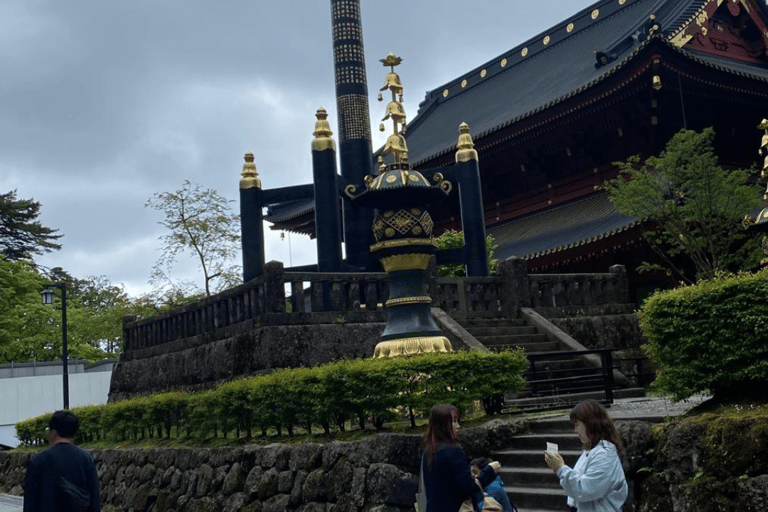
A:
[15,349,528,445]
[641,270,768,401]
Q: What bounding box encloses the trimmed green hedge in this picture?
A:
[17,349,527,445]
[641,270,768,401]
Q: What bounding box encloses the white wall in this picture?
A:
[0,372,113,447]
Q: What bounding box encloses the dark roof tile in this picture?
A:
[488,192,638,260]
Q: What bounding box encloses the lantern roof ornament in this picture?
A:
[379,53,409,165]
[745,118,768,266]
[345,53,452,207]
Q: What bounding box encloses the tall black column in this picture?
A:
[331,0,376,270]
[312,108,343,272]
[240,152,265,281]
[455,123,489,277]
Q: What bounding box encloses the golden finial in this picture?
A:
[455,123,478,163]
[312,107,336,152]
[759,119,768,181]
[239,151,261,190]
[379,53,408,164]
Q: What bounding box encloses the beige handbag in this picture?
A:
[458,478,503,512]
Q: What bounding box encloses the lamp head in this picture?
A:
[41,287,54,305]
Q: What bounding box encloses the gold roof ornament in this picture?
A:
[455,122,479,163]
[379,53,409,164]
[312,107,336,153]
[759,119,768,184]
[749,119,768,267]
[239,151,261,190]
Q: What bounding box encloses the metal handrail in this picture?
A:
[505,349,617,414]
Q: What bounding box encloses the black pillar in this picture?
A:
[455,123,489,276]
[240,152,265,282]
[312,108,343,272]
[330,0,376,270]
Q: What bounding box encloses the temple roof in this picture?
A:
[405,0,768,165]
[488,192,638,260]
[267,0,768,250]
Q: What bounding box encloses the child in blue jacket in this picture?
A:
[471,457,517,512]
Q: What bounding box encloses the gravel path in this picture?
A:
[607,394,711,419]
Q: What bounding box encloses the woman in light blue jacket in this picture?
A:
[544,400,628,512]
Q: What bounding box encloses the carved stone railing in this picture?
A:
[527,264,629,309]
[433,259,629,319]
[285,271,388,313]
[123,258,630,352]
[434,276,504,319]
[122,261,389,352]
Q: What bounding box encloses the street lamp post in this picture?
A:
[41,283,69,409]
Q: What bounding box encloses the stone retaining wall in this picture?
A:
[7,416,756,511]
[0,419,527,512]
[109,322,385,401]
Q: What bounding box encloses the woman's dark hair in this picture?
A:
[424,404,459,467]
[570,399,624,454]
[49,410,79,439]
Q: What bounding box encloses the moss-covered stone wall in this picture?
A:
[637,408,768,512]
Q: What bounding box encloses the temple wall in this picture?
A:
[110,321,385,402]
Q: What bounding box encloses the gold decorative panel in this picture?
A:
[331,1,361,19]
[337,94,372,142]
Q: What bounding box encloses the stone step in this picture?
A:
[505,387,646,411]
[460,318,527,327]
[477,334,551,346]
[524,365,603,380]
[467,326,538,336]
[492,448,582,467]
[527,357,595,371]
[525,377,608,396]
[486,341,561,353]
[506,485,569,511]
[492,415,583,512]
[508,432,581,451]
[500,467,562,488]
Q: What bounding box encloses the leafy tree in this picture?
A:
[0,191,62,261]
[0,256,57,362]
[0,258,139,363]
[604,128,763,283]
[66,275,135,355]
[433,230,498,277]
[146,180,241,297]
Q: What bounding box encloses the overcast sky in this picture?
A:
[3,0,596,298]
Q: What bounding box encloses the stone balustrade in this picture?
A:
[121,258,630,355]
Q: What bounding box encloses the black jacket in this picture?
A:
[423,445,495,512]
[23,442,100,512]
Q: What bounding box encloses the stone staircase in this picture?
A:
[457,316,644,411]
[492,415,581,512]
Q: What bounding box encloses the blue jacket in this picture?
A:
[423,445,495,512]
[556,440,627,512]
[484,475,516,512]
